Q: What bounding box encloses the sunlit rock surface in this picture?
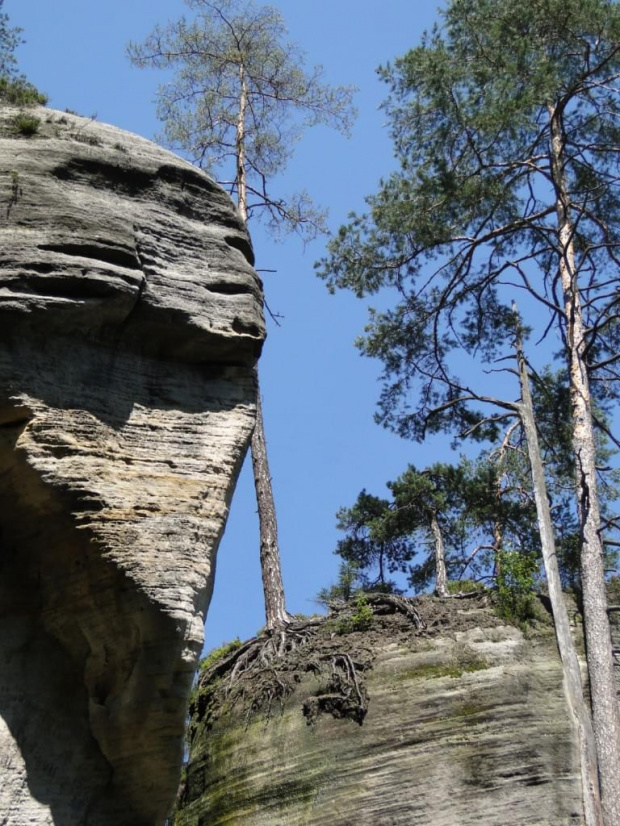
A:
[178,597,591,826]
[0,106,264,825]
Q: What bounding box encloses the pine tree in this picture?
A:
[129,0,355,630]
[318,1,620,819]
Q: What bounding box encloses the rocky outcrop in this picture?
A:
[178,597,589,825]
[0,106,264,825]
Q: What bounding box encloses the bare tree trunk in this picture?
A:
[516,315,603,826]
[236,65,248,223]
[235,63,290,630]
[250,385,291,630]
[549,105,620,826]
[430,512,449,597]
[491,423,517,578]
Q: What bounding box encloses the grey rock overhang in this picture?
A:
[0,107,264,825]
[0,105,265,365]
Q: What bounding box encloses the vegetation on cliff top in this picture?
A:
[0,2,46,106]
[318,1,620,818]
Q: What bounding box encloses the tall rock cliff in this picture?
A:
[0,106,264,825]
[178,595,612,826]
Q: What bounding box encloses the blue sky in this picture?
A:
[11,0,450,649]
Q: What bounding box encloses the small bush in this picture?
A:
[316,560,362,607]
[335,593,374,634]
[0,76,47,106]
[12,114,40,136]
[198,637,242,672]
[495,550,538,624]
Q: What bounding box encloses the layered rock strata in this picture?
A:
[0,106,264,825]
[178,597,590,826]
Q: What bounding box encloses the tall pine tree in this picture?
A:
[129,0,355,630]
[319,1,620,820]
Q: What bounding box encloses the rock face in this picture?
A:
[0,106,264,825]
[178,597,591,826]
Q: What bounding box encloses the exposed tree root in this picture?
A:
[189,596,427,736]
[362,593,426,628]
[303,652,368,726]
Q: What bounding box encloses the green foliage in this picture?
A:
[0,76,47,106]
[318,0,620,629]
[334,491,405,592]
[333,463,468,594]
[11,113,39,136]
[316,560,363,606]
[317,0,620,452]
[330,420,600,599]
[349,593,374,630]
[198,637,242,672]
[446,579,483,595]
[128,0,356,240]
[0,1,22,80]
[331,455,543,594]
[334,593,374,635]
[0,4,47,106]
[495,550,538,624]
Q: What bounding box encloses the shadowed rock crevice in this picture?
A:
[38,241,143,271]
[0,420,147,824]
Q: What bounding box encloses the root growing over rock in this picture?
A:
[189,594,426,735]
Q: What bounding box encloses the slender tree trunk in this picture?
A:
[378,544,386,588]
[516,315,603,826]
[491,424,516,579]
[236,65,248,223]
[250,387,291,629]
[549,105,620,826]
[236,62,290,630]
[430,512,449,597]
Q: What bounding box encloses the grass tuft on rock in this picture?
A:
[12,113,40,136]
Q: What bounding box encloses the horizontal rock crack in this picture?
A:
[38,242,141,271]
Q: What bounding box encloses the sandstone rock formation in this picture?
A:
[0,106,264,825]
[178,596,604,826]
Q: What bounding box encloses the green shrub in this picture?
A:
[335,593,374,634]
[198,637,242,672]
[12,114,40,136]
[0,76,47,106]
[316,560,362,606]
[446,579,484,595]
[495,550,538,624]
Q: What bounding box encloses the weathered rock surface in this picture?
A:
[0,106,264,825]
[178,597,595,826]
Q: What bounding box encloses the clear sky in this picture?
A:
[11,0,449,650]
